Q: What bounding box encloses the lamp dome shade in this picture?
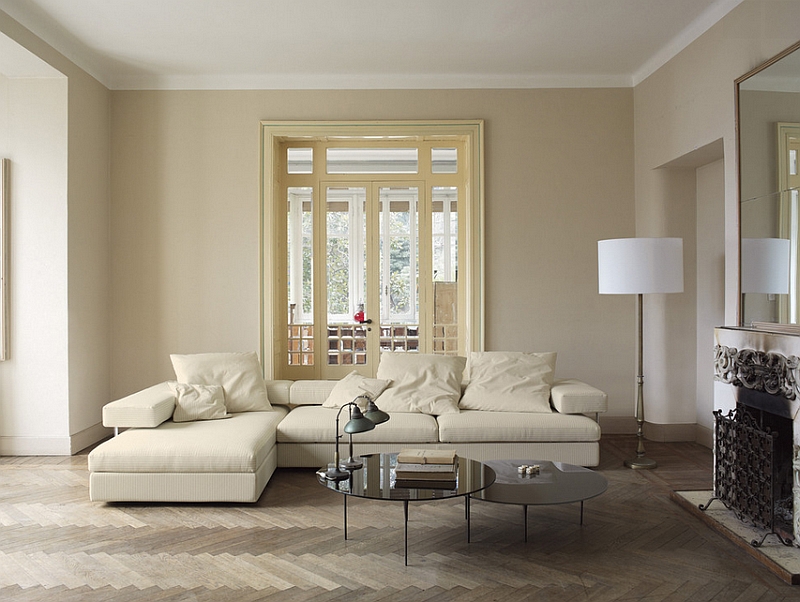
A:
[343,405,376,434]
[364,400,390,425]
[741,238,790,294]
[598,238,684,294]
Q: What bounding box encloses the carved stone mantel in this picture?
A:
[714,345,800,400]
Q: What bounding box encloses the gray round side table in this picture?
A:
[472,459,608,541]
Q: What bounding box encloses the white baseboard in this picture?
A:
[0,436,72,456]
[598,415,637,434]
[694,424,713,449]
[599,415,713,448]
[644,421,698,442]
[71,422,112,454]
[0,422,111,456]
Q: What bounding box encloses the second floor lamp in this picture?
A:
[598,237,684,469]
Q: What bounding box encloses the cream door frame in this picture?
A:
[0,159,8,360]
[260,120,484,379]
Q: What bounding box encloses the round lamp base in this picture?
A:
[625,456,657,470]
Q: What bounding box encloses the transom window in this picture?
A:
[261,121,484,380]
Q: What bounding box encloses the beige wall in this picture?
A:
[0,74,70,453]
[0,11,111,454]
[633,0,800,437]
[110,88,637,422]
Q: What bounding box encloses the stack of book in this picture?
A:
[394,449,458,489]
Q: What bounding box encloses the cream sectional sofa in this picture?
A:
[88,352,607,503]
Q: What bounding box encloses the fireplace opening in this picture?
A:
[748,403,794,536]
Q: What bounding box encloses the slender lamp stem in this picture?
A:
[626,293,657,469]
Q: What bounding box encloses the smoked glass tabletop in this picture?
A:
[472,459,607,505]
[316,452,496,501]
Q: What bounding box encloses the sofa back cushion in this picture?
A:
[170,352,272,413]
[322,370,391,408]
[288,380,337,406]
[459,351,556,412]
[375,352,466,415]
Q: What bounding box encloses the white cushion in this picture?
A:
[169,382,229,423]
[550,379,608,414]
[459,351,556,412]
[437,410,601,443]
[170,352,271,413]
[375,352,466,415]
[102,382,176,428]
[322,370,391,408]
[265,380,293,406]
[277,405,439,444]
[289,380,337,406]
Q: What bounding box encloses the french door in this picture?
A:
[262,121,484,380]
[320,183,422,378]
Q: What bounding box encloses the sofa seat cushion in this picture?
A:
[437,411,601,443]
[89,408,288,474]
[277,405,438,444]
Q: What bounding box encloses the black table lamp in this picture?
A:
[325,394,390,481]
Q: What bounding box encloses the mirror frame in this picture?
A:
[736,39,800,326]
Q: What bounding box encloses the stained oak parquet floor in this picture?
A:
[0,436,798,601]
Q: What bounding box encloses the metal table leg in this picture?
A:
[404,500,409,566]
[466,495,471,542]
[523,504,528,542]
[343,494,348,540]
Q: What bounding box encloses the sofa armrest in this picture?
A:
[550,379,608,415]
[265,380,293,406]
[102,382,176,428]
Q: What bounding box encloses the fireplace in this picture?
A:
[713,327,800,547]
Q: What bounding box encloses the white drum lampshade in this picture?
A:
[598,238,684,295]
[741,238,790,295]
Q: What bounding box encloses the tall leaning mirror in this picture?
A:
[738,40,800,328]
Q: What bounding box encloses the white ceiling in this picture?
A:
[0,0,745,90]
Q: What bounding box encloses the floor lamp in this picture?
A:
[598,237,684,469]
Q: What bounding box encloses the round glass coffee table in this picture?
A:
[472,459,608,541]
[317,452,496,565]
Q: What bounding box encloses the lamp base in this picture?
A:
[324,466,350,481]
[342,457,363,470]
[625,456,657,470]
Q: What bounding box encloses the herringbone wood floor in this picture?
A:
[1,436,798,601]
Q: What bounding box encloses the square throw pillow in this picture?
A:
[169,382,229,423]
[170,352,272,413]
[322,370,392,408]
[459,351,556,412]
[375,352,466,415]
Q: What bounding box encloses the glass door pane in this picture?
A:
[379,186,419,352]
[326,186,369,367]
[432,186,459,354]
[287,187,314,366]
